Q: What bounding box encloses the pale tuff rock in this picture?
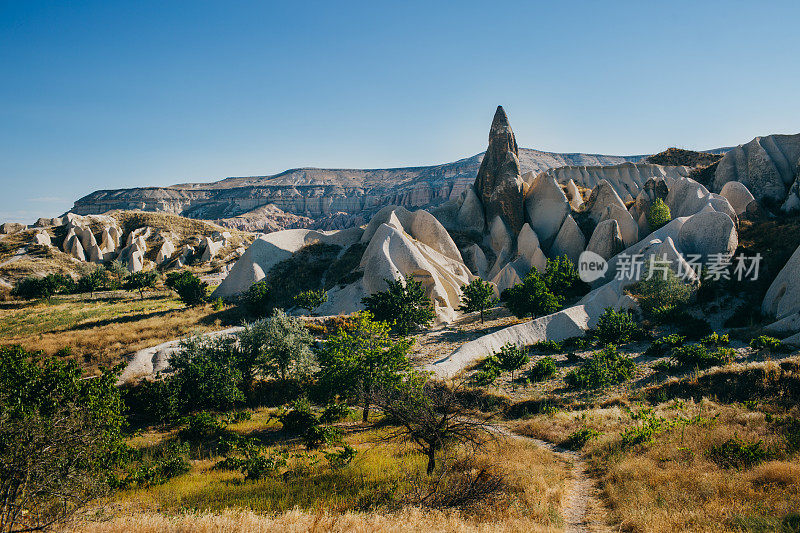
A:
[156,239,176,265]
[586,219,624,261]
[32,231,52,247]
[213,227,363,298]
[200,237,223,263]
[100,226,121,255]
[566,179,584,210]
[599,204,639,247]
[1,223,25,234]
[540,162,690,204]
[425,305,590,378]
[720,181,756,215]
[487,216,514,279]
[474,106,525,235]
[677,210,738,263]
[782,166,800,213]
[491,262,523,295]
[667,176,737,223]
[583,179,627,225]
[549,214,585,265]
[463,244,488,278]
[516,223,547,273]
[361,206,462,262]
[647,236,699,282]
[762,243,800,320]
[455,187,486,234]
[360,222,472,323]
[713,133,800,204]
[524,173,570,250]
[126,227,152,246]
[64,233,86,262]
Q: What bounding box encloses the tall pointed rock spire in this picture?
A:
[474,106,525,234]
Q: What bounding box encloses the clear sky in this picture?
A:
[1,0,799,224]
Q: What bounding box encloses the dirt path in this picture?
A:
[495,425,609,532]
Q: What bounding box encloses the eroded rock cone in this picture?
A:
[474,106,525,235]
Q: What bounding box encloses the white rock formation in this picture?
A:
[676,210,738,262]
[762,243,800,320]
[599,204,638,247]
[565,179,584,210]
[156,239,176,265]
[584,179,627,225]
[524,173,569,249]
[719,181,756,216]
[200,237,223,262]
[32,231,51,247]
[549,215,585,264]
[516,223,547,273]
[586,219,624,261]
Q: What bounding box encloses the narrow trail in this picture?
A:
[494,425,610,533]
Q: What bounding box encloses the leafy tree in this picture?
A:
[594,308,640,345]
[362,276,435,335]
[105,259,128,290]
[0,346,124,532]
[564,345,635,389]
[124,271,158,300]
[167,336,244,412]
[627,264,693,319]
[501,270,561,319]
[242,280,272,317]
[12,273,76,300]
[647,198,671,231]
[165,270,208,306]
[237,310,315,388]
[375,374,494,474]
[542,255,586,300]
[293,288,328,315]
[77,266,108,297]
[459,278,498,323]
[495,343,529,381]
[317,312,411,422]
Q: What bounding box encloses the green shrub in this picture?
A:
[564,345,635,390]
[530,340,563,353]
[593,308,640,345]
[12,273,76,299]
[670,343,735,370]
[628,266,693,319]
[749,335,784,352]
[495,343,529,380]
[279,398,318,434]
[303,425,342,450]
[459,278,499,323]
[242,280,272,317]
[113,441,190,488]
[293,288,328,315]
[645,334,686,356]
[542,255,587,300]
[361,276,435,334]
[166,271,208,306]
[473,355,502,386]
[700,332,730,347]
[319,402,352,424]
[621,412,671,448]
[324,444,357,469]
[562,427,602,450]
[178,411,229,443]
[707,437,771,469]
[501,271,561,319]
[646,198,671,230]
[652,360,674,373]
[529,356,557,381]
[212,297,225,311]
[124,270,158,300]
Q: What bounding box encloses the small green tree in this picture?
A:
[647,198,671,231]
[12,273,76,300]
[0,346,124,532]
[501,270,561,319]
[124,271,158,300]
[165,271,208,306]
[293,288,328,315]
[242,280,272,317]
[495,343,529,380]
[167,336,244,412]
[594,308,640,345]
[236,309,315,387]
[459,278,498,323]
[361,276,435,335]
[542,255,585,300]
[77,266,108,298]
[105,260,128,290]
[317,312,411,422]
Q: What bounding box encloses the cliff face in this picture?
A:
[71,148,643,230]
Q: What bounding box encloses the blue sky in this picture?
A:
[1,1,799,224]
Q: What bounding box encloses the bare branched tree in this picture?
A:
[374,373,496,474]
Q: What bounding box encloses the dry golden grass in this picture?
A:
[70,506,562,533]
[514,398,800,533]
[0,291,240,370]
[73,409,569,532]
